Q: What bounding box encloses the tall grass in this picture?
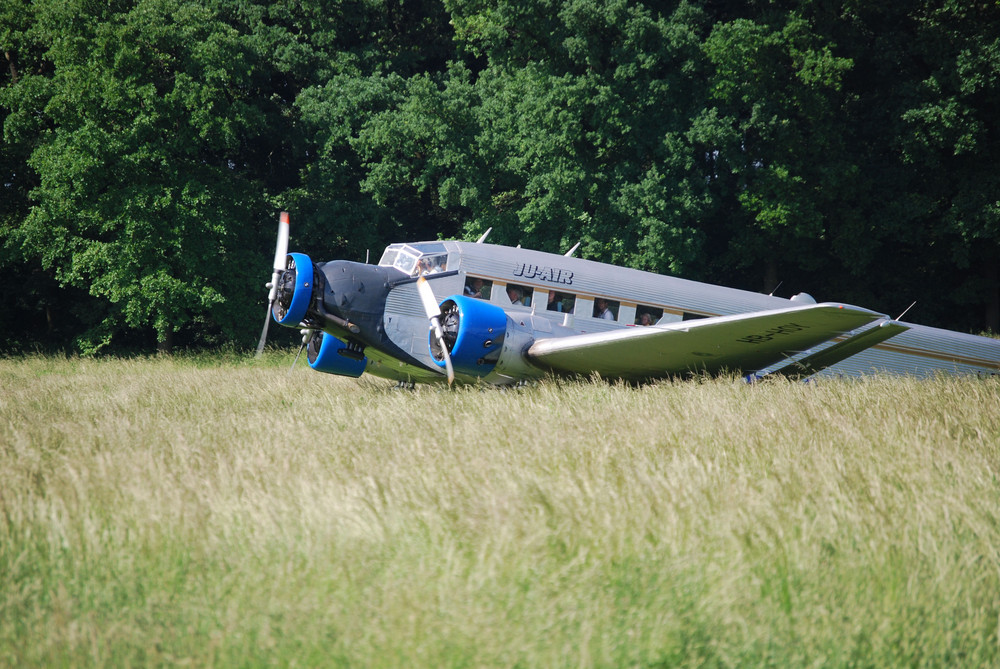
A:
[2,353,999,667]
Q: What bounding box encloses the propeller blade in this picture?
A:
[256,212,291,358]
[268,211,291,303]
[416,275,440,318]
[255,306,272,357]
[416,277,455,385]
[434,316,455,386]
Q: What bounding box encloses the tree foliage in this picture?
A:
[2,0,998,352]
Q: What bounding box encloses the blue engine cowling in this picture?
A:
[430,295,508,377]
[307,331,367,377]
[272,252,315,325]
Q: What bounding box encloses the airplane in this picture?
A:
[256,212,1000,385]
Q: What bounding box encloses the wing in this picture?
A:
[768,319,910,379]
[526,303,900,380]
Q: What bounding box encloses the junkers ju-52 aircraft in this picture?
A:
[256,212,1000,385]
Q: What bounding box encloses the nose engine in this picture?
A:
[272,253,317,326]
[258,213,389,375]
[271,253,403,358]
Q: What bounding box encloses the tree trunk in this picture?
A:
[5,51,17,84]
[157,328,173,355]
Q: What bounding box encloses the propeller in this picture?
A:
[416,276,455,385]
[256,212,291,357]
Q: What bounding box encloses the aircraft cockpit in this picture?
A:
[378,243,451,277]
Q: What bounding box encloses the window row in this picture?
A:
[463,276,689,325]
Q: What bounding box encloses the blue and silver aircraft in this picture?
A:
[256,212,1000,385]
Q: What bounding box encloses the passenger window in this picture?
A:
[546,290,575,314]
[635,306,663,326]
[593,297,618,321]
[505,283,532,307]
[464,276,492,300]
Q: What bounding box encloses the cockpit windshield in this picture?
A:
[378,243,450,277]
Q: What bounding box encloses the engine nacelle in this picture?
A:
[430,295,506,377]
[429,295,539,381]
[272,252,316,325]
[307,331,367,377]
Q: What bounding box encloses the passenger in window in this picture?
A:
[637,312,653,326]
[547,291,563,312]
[507,286,524,305]
[465,277,485,298]
[594,298,614,320]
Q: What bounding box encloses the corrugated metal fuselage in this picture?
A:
[369,241,1000,383]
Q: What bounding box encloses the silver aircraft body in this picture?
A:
[259,214,1000,385]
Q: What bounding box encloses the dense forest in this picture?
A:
[2,0,998,353]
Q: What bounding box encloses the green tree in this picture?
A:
[284,0,457,260]
[329,0,714,275]
[699,10,854,293]
[2,0,276,351]
[803,1,1000,331]
[895,1,1000,331]
[4,0,999,353]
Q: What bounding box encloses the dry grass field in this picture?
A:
[2,352,999,667]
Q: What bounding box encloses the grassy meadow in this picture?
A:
[1,352,999,667]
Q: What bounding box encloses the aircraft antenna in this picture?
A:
[476,227,492,244]
[564,241,581,257]
[768,281,783,297]
[365,249,370,264]
[896,301,917,321]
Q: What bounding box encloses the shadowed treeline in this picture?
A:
[2,1,998,353]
